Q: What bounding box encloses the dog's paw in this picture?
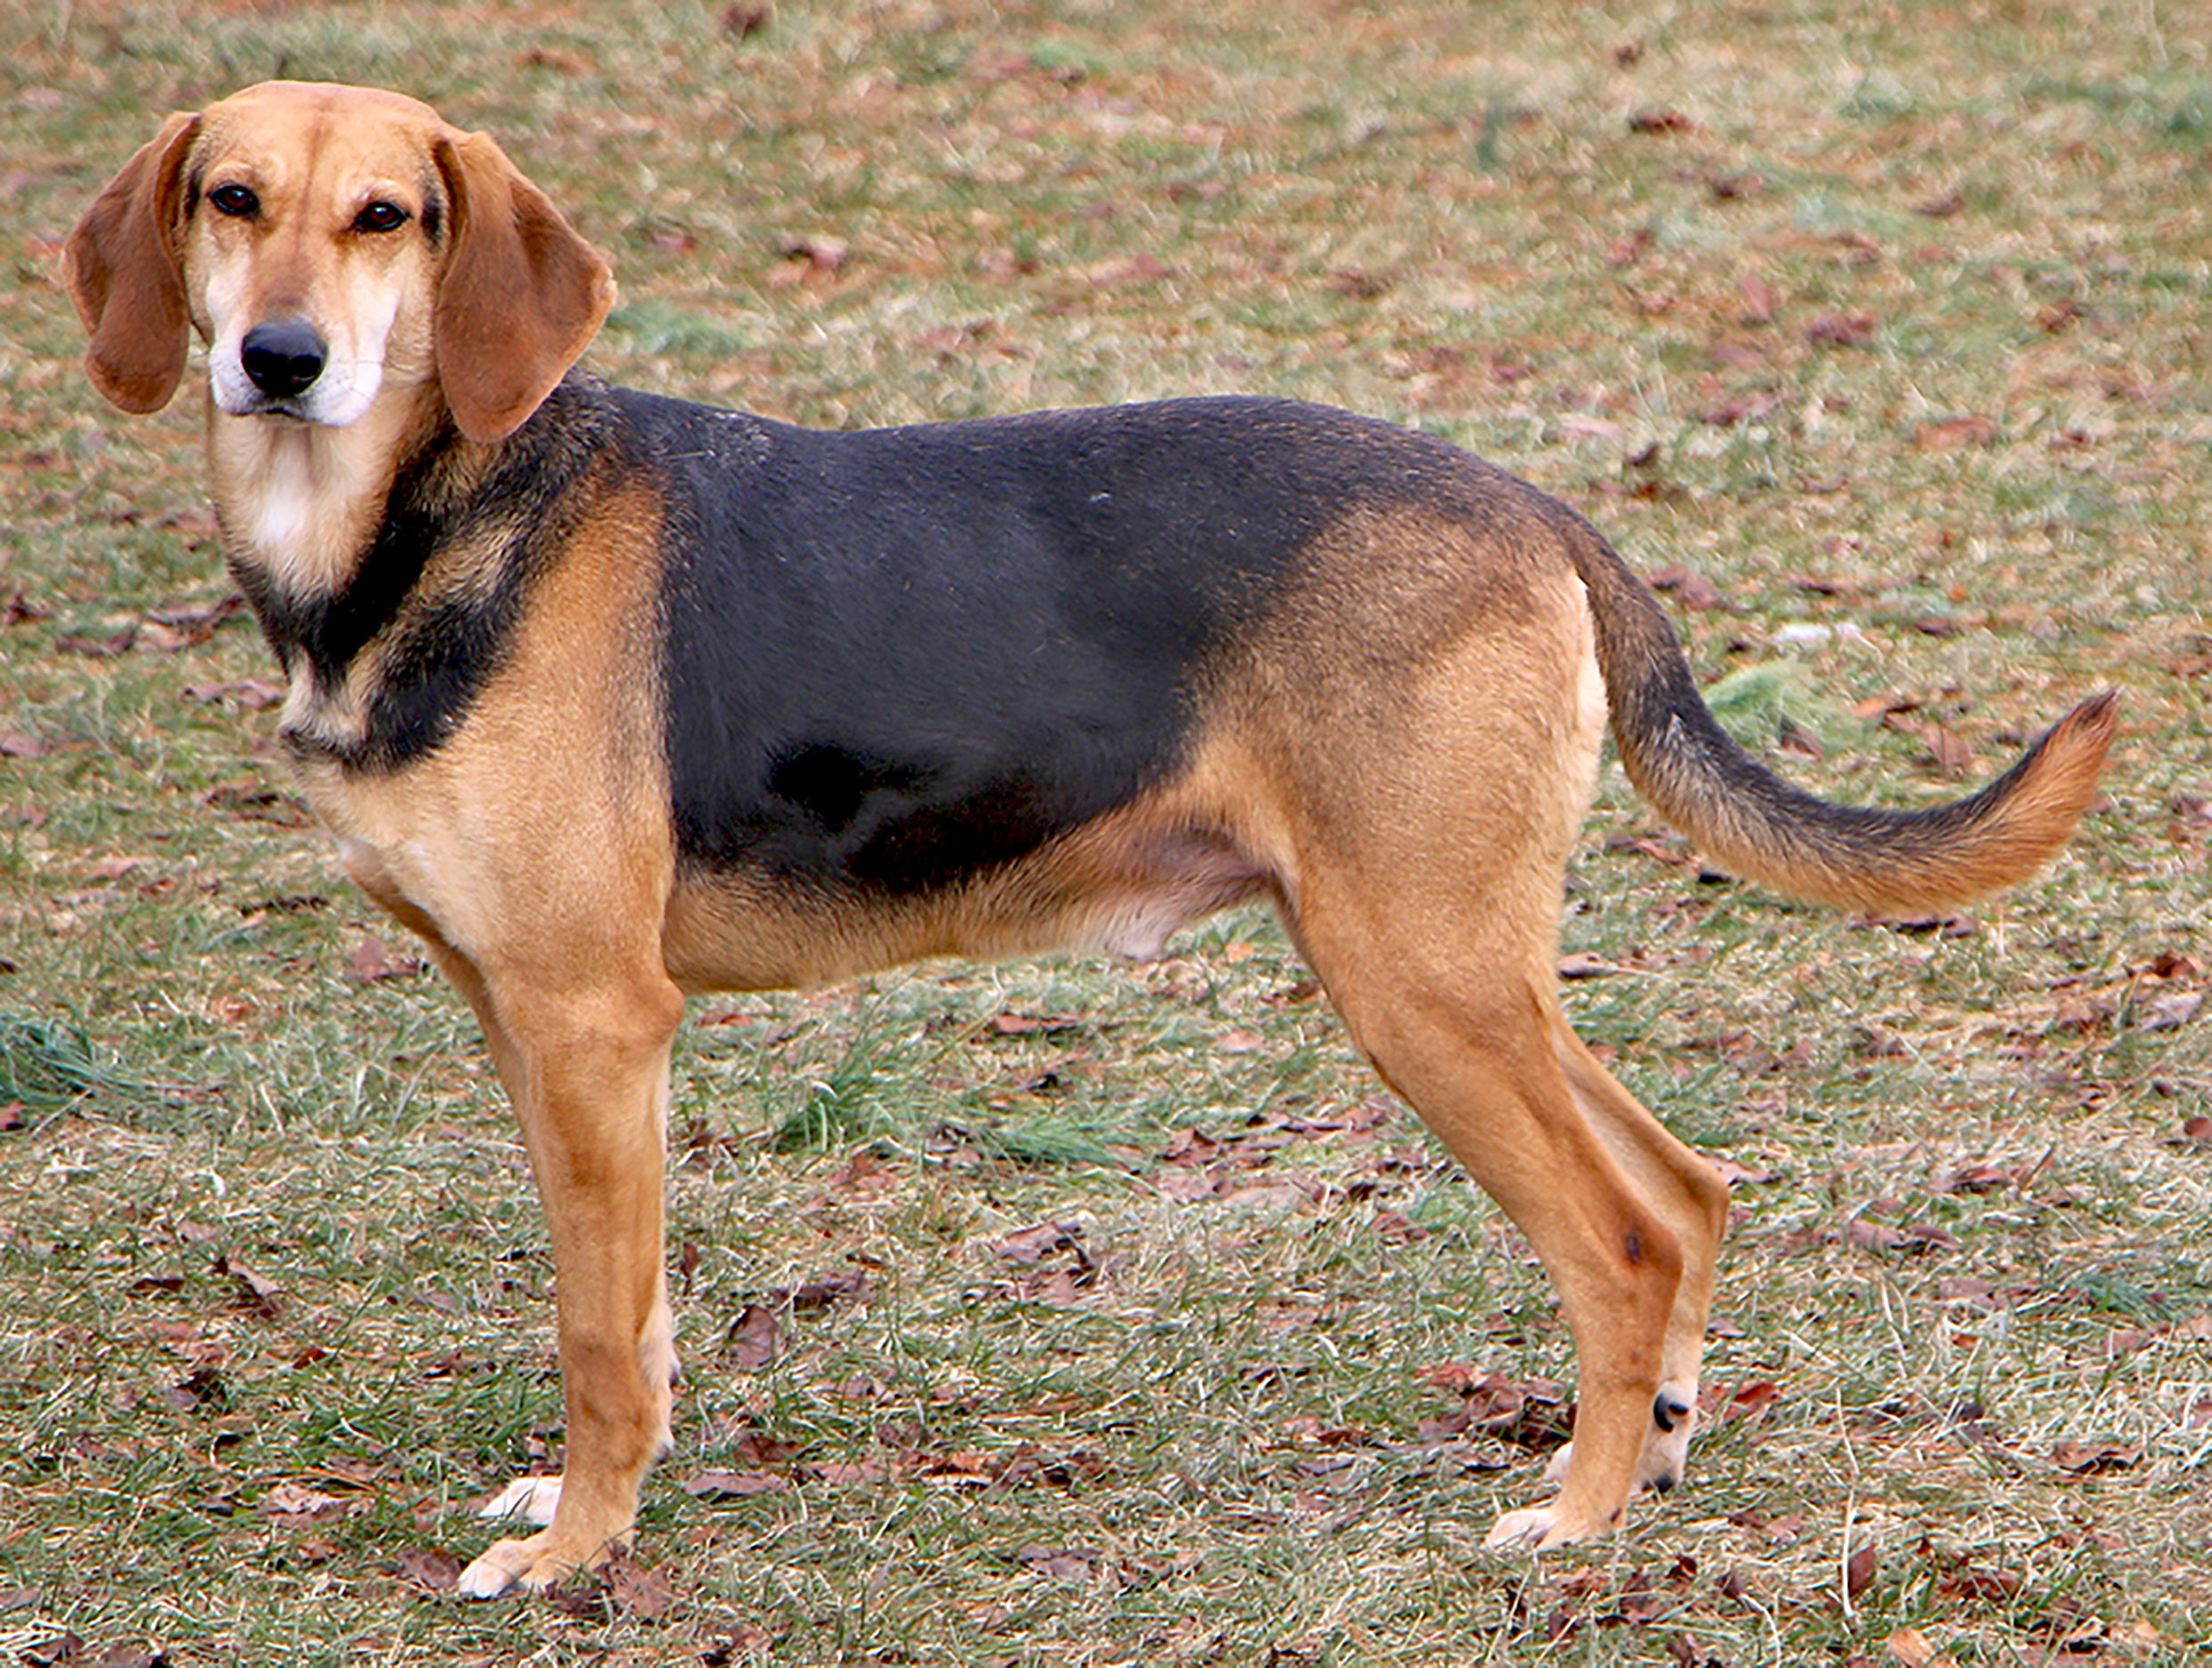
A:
[458,1529,581,1598]
[459,1476,635,1598]
[1483,1506,1571,1552]
[476,1474,564,1526]
[1482,1506,1555,1551]
[1484,1492,1634,1552]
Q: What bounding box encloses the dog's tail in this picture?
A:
[1561,518,2115,916]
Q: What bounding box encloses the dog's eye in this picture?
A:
[353,200,410,235]
[208,183,260,219]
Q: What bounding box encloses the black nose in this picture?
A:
[240,320,328,400]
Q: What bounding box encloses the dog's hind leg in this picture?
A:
[1539,1021,1729,1500]
[1233,546,1699,1547]
[1292,884,1683,1549]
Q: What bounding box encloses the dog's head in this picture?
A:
[64,80,616,444]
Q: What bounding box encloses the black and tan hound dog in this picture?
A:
[66,81,2114,1596]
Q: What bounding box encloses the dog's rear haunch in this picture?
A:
[66,80,2115,1597]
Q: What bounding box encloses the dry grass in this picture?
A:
[4,1,2211,1662]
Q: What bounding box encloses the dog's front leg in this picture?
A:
[453,970,685,1599]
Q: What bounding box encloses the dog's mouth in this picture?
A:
[211,358,378,429]
[227,391,319,424]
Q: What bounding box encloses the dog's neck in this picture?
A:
[203,374,611,772]
[207,388,442,601]
[207,383,476,756]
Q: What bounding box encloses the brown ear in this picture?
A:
[433,130,616,443]
[65,111,202,414]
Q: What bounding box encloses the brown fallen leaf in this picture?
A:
[1374,1210,1426,1245]
[2051,1438,2140,1474]
[1936,1276,2000,1309]
[1015,1544,1098,1583]
[260,1482,343,1520]
[993,1220,1082,1263]
[2141,990,2202,1030]
[778,1268,870,1311]
[685,1469,788,1499]
[1162,1127,1220,1166]
[1806,310,1878,350]
[1557,952,1625,979]
[1847,1219,1910,1251]
[1846,1542,1878,1602]
[1914,415,1998,451]
[777,232,847,274]
[2137,949,2204,981]
[200,781,314,826]
[344,937,423,984]
[1886,1625,1959,1668]
[1156,1168,1218,1204]
[702,1624,777,1663]
[986,1010,1089,1036]
[161,1366,227,1411]
[1263,976,1324,1007]
[724,1303,780,1370]
[1648,564,1724,609]
[217,1255,285,1320]
[603,1554,675,1619]
[1614,1568,1675,1624]
[1718,1380,1780,1425]
[92,1643,170,1668]
[147,593,242,629]
[804,1457,888,1485]
[184,678,285,710]
[1944,1161,2015,1193]
[55,623,136,656]
[81,855,152,883]
[1708,1154,1778,1186]
[1920,723,1975,776]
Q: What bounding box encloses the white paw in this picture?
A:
[1483,1507,1559,1551]
[457,1543,526,1599]
[476,1474,564,1526]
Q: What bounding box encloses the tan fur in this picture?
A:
[67,82,2113,1598]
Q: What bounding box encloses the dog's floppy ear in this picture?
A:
[433,130,616,444]
[66,111,202,415]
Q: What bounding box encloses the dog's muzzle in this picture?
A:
[240,320,329,400]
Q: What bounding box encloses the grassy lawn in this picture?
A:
[4,1,2210,1662]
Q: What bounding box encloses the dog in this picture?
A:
[64,80,2115,1598]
